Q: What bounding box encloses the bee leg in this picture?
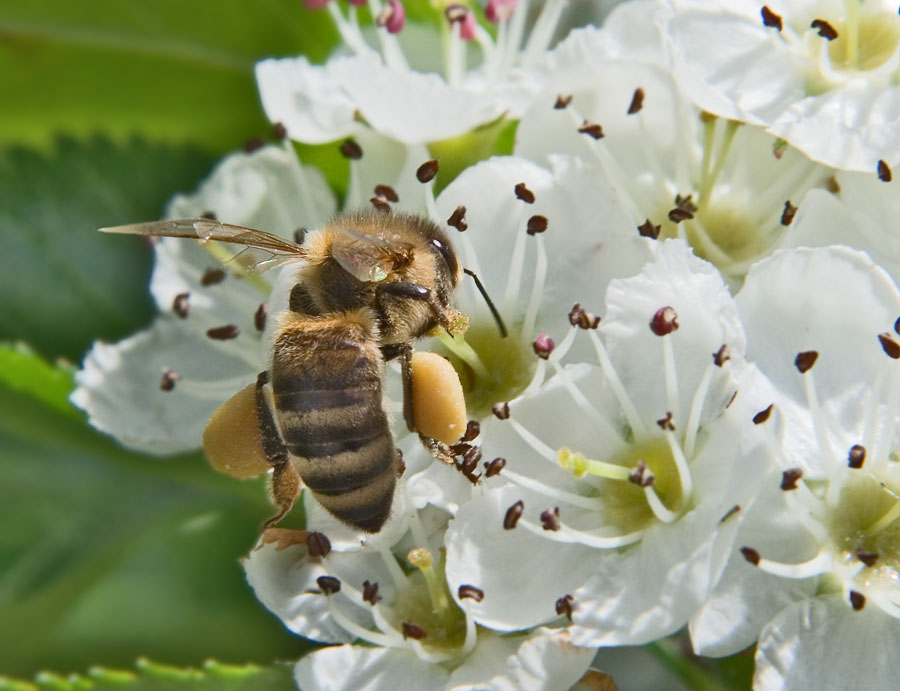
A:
[375,282,455,332]
[255,371,301,528]
[419,434,458,466]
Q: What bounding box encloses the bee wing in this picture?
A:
[101,218,307,273]
[331,226,414,282]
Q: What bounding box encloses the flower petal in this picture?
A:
[295,644,449,691]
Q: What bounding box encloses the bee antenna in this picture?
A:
[463,268,508,338]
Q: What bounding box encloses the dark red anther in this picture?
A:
[877,160,893,182]
[578,121,604,139]
[272,122,288,140]
[650,306,679,336]
[484,457,506,477]
[244,137,265,153]
[416,159,439,183]
[402,621,427,639]
[781,201,798,226]
[201,268,226,286]
[317,575,341,595]
[461,420,480,442]
[362,580,382,605]
[849,590,866,611]
[878,333,900,359]
[340,139,363,159]
[714,345,731,366]
[848,444,866,469]
[761,5,783,30]
[811,19,838,40]
[458,584,484,602]
[526,215,548,235]
[307,531,332,558]
[657,412,675,431]
[172,293,190,318]
[504,500,524,529]
[569,303,600,329]
[374,184,399,202]
[555,594,574,620]
[554,94,573,109]
[627,87,645,114]
[207,324,240,340]
[628,460,655,487]
[781,468,803,491]
[533,333,555,359]
[795,351,818,373]
[514,182,535,203]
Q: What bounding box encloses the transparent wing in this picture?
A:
[331,226,414,282]
[101,218,307,273]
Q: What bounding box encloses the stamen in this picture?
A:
[307,531,332,558]
[325,1,370,55]
[872,363,900,470]
[522,233,548,338]
[662,334,681,427]
[254,303,267,331]
[160,370,180,392]
[434,329,490,381]
[548,360,624,443]
[683,362,714,458]
[748,549,833,579]
[665,430,694,508]
[172,293,190,318]
[761,5,783,30]
[201,268,226,286]
[518,517,645,549]
[376,543,410,590]
[798,357,841,492]
[504,500,524,529]
[502,205,529,316]
[877,160,893,183]
[644,484,679,523]
[327,597,398,648]
[555,594,574,620]
[588,330,648,438]
[408,548,453,624]
[521,0,566,66]
[863,501,900,536]
[502,466,606,512]
[848,590,865,611]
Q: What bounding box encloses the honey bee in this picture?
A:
[103,210,494,533]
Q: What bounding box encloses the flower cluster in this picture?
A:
[75,1,899,689]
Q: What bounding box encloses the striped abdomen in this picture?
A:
[271,313,395,532]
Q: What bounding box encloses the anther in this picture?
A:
[492,402,511,420]
[773,138,788,159]
[569,303,600,329]
[243,137,265,153]
[627,87,645,115]
[362,580,382,605]
[272,122,287,140]
[402,621,427,639]
[504,500,524,529]
[781,201,798,226]
[317,575,341,595]
[555,594,574,620]
[628,460,655,487]
[484,457,506,477]
[396,448,406,476]
[781,468,803,491]
[207,324,240,340]
[849,590,866,611]
[668,194,697,223]
[445,4,468,23]
[514,182,535,204]
[339,139,363,160]
[254,303,267,331]
[374,184,399,202]
[458,584,484,602]
[416,159,439,183]
[307,531,332,558]
[540,507,561,531]
[450,442,472,457]
[741,547,761,566]
[894,316,900,335]
[753,404,774,424]
[811,19,838,40]
[826,176,841,194]
[201,268,226,286]
[294,228,307,244]
[761,5,783,30]
[720,505,741,523]
[578,121,604,139]
[638,219,661,239]
[877,160,893,182]
[855,550,879,568]
[526,215,548,235]
[650,306,679,336]
[533,333,555,359]
[447,205,468,231]
[370,196,391,212]
[172,293,190,318]
[657,412,675,431]
[554,94,573,109]
[461,420,480,442]
[878,333,900,359]
[462,445,482,470]
[714,345,731,366]
[485,0,517,23]
[848,444,866,469]
[160,369,180,392]
[794,351,819,373]
[376,0,406,34]
[200,210,217,220]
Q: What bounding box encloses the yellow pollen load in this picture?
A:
[203,383,271,479]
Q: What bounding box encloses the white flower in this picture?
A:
[660,0,900,173]
[689,246,900,688]
[443,240,770,645]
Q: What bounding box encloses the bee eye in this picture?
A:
[430,237,459,280]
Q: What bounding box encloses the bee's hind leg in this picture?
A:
[255,371,301,529]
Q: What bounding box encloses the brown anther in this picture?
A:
[447,205,468,231]
[741,547,761,566]
[533,333,555,359]
[878,332,900,359]
[160,369,180,392]
[526,215,548,235]
[726,390,738,408]
[794,350,819,373]
[555,594,574,620]
[847,444,866,469]
[370,196,391,212]
[484,457,506,477]
[461,419,480,442]
[894,316,900,335]
[200,210,217,220]
[811,18,838,39]
[514,182,535,204]
[657,412,675,431]
[316,575,341,595]
[855,550,879,568]
[849,590,866,611]
[877,160,893,182]
[761,5,783,30]
[340,138,363,160]
[374,184,399,202]
[462,445,482,469]
[402,621,427,639]
[416,159,439,183]
[668,194,698,224]
[294,228,307,244]
[396,448,406,476]
[450,442,472,457]
[201,268,226,286]
[720,505,741,523]
[504,500,524,529]
[638,219,661,239]
[753,404,774,425]
[781,200,798,226]
[207,324,240,340]
[244,137,265,153]
[307,531,332,559]
[172,293,190,318]
[540,507,561,531]
[825,176,841,194]
[554,94,573,109]
[628,460,655,487]
[650,306,679,336]
[699,111,716,124]
[362,580,382,605]
[578,120,604,139]
[714,344,731,367]
[492,402,510,420]
[458,584,485,602]
[668,207,694,223]
[627,87,645,114]
[272,122,287,140]
[781,468,803,491]
[569,303,600,329]
[254,303,268,332]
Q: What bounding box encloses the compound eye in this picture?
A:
[430,237,459,280]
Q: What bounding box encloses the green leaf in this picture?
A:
[0,379,308,677]
[0,344,77,419]
[0,0,338,152]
